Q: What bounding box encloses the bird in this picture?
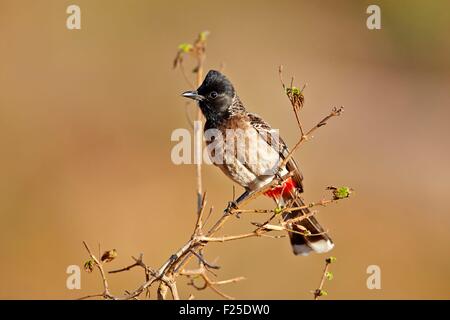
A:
[181,70,334,255]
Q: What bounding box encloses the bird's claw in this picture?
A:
[225,200,238,214]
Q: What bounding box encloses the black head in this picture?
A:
[181,70,235,120]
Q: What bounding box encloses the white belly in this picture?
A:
[206,126,287,191]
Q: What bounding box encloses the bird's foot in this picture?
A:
[225,200,238,215]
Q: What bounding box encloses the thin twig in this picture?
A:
[279,106,344,169]
[182,263,245,300]
[193,33,207,216]
[193,192,207,236]
[313,257,335,300]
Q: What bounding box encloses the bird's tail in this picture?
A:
[281,195,334,256]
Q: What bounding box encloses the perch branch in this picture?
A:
[80,49,350,299]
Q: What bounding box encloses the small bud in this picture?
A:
[325,271,334,280]
[315,289,328,297]
[101,249,118,263]
[84,260,94,273]
[198,31,210,42]
[326,256,337,264]
[274,207,283,215]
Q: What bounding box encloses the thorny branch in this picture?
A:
[80,35,352,300]
[80,179,350,300]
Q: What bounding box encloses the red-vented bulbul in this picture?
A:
[182,70,333,255]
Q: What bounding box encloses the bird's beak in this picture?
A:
[181,90,205,101]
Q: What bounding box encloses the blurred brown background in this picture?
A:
[0,0,449,299]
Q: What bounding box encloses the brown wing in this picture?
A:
[247,112,305,193]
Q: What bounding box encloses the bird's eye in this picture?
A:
[209,91,218,99]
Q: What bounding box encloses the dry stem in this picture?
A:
[80,50,349,300]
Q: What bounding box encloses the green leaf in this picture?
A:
[335,187,351,199]
[84,260,94,273]
[291,87,301,95]
[178,43,193,53]
[285,87,302,96]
